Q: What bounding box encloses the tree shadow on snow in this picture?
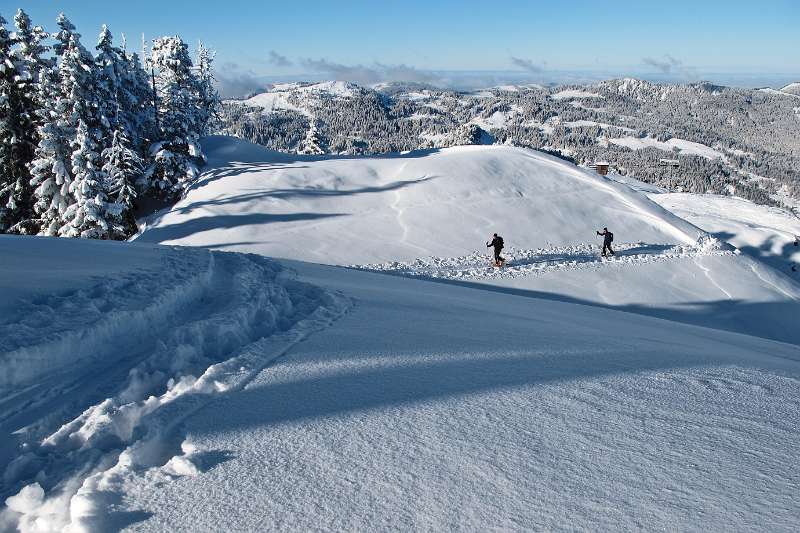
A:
[408,277,800,347]
[136,212,347,243]
[196,346,711,435]
[712,231,800,276]
[174,174,438,216]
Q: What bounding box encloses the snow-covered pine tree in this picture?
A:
[0,10,50,233]
[52,12,81,57]
[146,36,204,199]
[195,41,220,135]
[298,118,326,155]
[95,25,122,137]
[28,68,73,236]
[29,31,90,236]
[0,14,16,231]
[61,118,121,238]
[121,49,156,156]
[102,127,142,238]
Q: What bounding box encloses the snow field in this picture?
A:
[0,237,350,532]
[114,261,800,532]
[137,137,704,265]
[4,136,800,530]
[609,136,726,160]
[651,193,800,272]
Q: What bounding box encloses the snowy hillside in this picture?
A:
[139,136,800,345]
[781,82,800,96]
[0,236,348,531]
[139,136,703,263]
[4,136,800,531]
[3,235,800,531]
[218,78,800,208]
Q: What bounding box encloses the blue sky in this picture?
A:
[3,1,799,94]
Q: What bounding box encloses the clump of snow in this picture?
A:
[5,483,44,514]
[696,233,732,252]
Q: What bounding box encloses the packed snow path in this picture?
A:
[0,237,349,532]
[352,240,735,281]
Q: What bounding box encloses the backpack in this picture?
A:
[608,232,613,243]
[497,236,504,249]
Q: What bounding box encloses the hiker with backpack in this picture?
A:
[597,227,614,257]
[487,233,505,267]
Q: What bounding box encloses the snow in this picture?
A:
[781,82,800,94]
[550,89,603,100]
[605,172,668,193]
[470,110,511,130]
[564,119,634,132]
[758,87,800,100]
[4,135,800,531]
[651,193,800,274]
[241,81,359,117]
[610,136,726,160]
[0,235,349,532]
[297,80,359,98]
[108,262,800,531]
[419,132,448,143]
[137,136,704,264]
[241,91,307,116]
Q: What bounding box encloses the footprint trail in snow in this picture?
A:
[353,239,735,281]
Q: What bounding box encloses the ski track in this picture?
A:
[352,240,735,282]
[1,248,351,532]
[693,257,734,300]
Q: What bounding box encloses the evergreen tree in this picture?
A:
[147,36,204,199]
[0,10,50,233]
[61,119,119,238]
[52,12,83,58]
[0,14,16,230]
[298,119,325,154]
[28,70,73,236]
[124,50,157,156]
[102,127,142,237]
[95,25,125,135]
[195,41,219,135]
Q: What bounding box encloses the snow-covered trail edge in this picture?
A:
[352,239,735,282]
[1,252,352,533]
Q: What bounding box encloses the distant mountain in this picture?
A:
[214,78,800,209]
[780,82,800,96]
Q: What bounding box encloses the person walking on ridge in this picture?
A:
[597,227,614,257]
[487,233,505,267]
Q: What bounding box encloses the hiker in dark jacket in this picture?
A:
[487,233,505,266]
[597,227,614,257]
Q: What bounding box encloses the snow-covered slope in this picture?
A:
[780,82,800,96]
[4,236,800,532]
[138,136,800,345]
[651,193,800,272]
[0,236,349,531]
[236,81,363,116]
[138,136,704,263]
[5,136,800,531]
